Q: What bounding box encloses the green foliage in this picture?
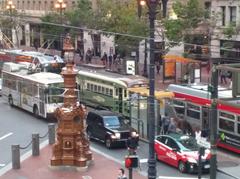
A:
[40,13,65,41]
[223,23,236,39]
[164,0,205,43]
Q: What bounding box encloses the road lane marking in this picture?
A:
[0,133,13,141]
[140,158,148,163]
[0,164,5,167]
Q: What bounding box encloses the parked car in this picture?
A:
[86,110,139,148]
[154,133,211,173]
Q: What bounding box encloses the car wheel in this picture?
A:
[8,96,13,106]
[105,137,112,149]
[178,161,187,173]
[33,106,39,118]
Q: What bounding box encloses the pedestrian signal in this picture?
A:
[125,155,139,168]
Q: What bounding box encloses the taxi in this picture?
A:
[154,133,211,173]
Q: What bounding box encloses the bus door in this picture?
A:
[39,88,45,116]
[201,106,210,132]
[118,88,123,113]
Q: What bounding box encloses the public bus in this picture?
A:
[1,62,65,119]
[76,65,149,118]
[167,83,240,154]
[0,49,65,73]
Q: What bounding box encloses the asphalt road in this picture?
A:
[0,97,237,179]
[0,98,49,168]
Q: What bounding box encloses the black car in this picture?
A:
[86,110,139,148]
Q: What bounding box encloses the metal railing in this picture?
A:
[11,123,55,169]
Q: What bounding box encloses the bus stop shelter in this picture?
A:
[128,87,174,139]
[163,55,202,83]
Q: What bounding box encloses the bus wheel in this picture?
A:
[33,106,39,118]
[178,161,187,173]
[105,137,112,149]
[8,96,13,106]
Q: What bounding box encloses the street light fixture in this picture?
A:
[137,0,168,179]
[55,0,66,24]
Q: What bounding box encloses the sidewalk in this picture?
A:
[0,144,146,179]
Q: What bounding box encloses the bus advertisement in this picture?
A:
[1,62,65,119]
[167,83,240,154]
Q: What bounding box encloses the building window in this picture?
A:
[72,1,75,8]
[33,1,35,10]
[229,6,236,26]
[38,1,41,10]
[27,1,30,10]
[221,6,226,26]
[50,1,54,10]
[44,1,47,10]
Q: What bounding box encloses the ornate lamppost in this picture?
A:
[55,0,66,24]
[137,0,168,179]
[6,0,15,42]
[51,33,92,168]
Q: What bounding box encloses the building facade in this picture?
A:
[0,0,114,58]
[211,0,240,61]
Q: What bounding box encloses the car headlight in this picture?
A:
[188,157,197,164]
[131,131,139,137]
[111,133,120,139]
[47,107,55,113]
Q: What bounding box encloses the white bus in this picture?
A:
[1,62,65,119]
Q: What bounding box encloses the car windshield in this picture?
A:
[178,136,199,151]
[103,116,121,127]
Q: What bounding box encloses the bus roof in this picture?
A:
[167,83,233,99]
[2,62,63,85]
[78,67,148,88]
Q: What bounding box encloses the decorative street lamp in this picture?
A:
[55,0,66,24]
[137,0,168,179]
[6,0,15,13]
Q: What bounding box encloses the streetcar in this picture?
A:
[167,83,240,154]
[76,66,149,118]
[1,62,65,119]
[0,49,65,73]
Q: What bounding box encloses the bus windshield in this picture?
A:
[47,83,65,104]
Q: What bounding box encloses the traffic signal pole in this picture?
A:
[210,59,218,179]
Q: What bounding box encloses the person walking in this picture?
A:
[101,52,108,66]
[85,48,92,63]
[108,53,113,69]
[220,69,228,84]
[167,118,177,134]
[117,168,127,179]
[161,115,170,134]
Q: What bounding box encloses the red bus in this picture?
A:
[167,83,240,154]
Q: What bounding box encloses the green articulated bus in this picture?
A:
[76,67,148,118]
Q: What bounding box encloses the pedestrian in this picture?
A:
[108,53,113,69]
[101,52,108,66]
[167,118,177,134]
[161,115,170,134]
[155,60,160,74]
[85,48,92,63]
[220,69,228,84]
[117,168,127,179]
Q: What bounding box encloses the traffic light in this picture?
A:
[125,155,139,168]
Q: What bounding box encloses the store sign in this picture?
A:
[126,60,135,75]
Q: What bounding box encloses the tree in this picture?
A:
[0,9,24,48]
[163,0,206,44]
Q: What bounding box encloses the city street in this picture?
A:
[0,97,239,179]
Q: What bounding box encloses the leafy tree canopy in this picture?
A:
[164,0,206,43]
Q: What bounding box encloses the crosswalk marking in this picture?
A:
[0,164,5,167]
[0,132,13,141]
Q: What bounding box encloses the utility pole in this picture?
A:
[209,58,218,179]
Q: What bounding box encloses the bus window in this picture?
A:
[97,86,101,93]
[186,103,200,120]
[87,83,90,90]
[173,100,185,115]
[94,85,97,92]
[101,87,105,94]
[110,89,113,96]
[106,88,109,95]
[115,88,119,96]
[90,84,93,91]
[219,118,235,132]
[124,89,127,98]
